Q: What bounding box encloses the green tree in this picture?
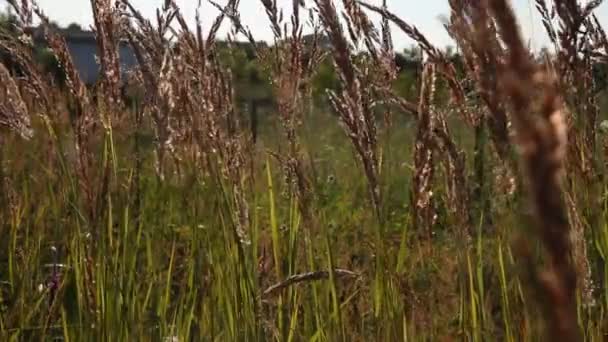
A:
[66,22,83,32]
[311,56,339,105]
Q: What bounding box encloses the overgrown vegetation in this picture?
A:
[0,0,607,340]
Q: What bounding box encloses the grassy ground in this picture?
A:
[0,105,606,341]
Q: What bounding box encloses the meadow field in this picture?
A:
[1,0,608,340]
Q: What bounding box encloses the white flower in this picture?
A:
[599,120,608,134]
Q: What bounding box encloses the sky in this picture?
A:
[1,0,607,51]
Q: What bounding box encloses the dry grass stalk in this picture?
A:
[346,0,398,131]
[342,0,381,59]
[411,63,437,236]
[214,34,253,245]
[564,190,594,306]
[120,0,177,180]
[3,0,106,316]
[32,4,100,218]
[91,0,122,109]
[206,1,234,51]
[0,35,51,111]
[589,15,608,59]
[315,0,382,220]
[6,0,33,28]
[535,0,604,306]
[535,0,558,46]
[121,1,254,244]
[262,268,359,297]
[382,63,471,239]
[435,111,472,240]
[4,1,108,221]
[379,0,396,82]
[358,1,473,127]
[444,1,519,235]
[537,0,601,173]
[254,0,326,226]
[208,0,257,50]
[445,0,512,164]
[484,0,579,339]
[1,0,51,112]
[360,3,470,237]
[0,61,33,139]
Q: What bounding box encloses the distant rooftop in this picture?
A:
[23,25,137,85]
[24,25,111,45]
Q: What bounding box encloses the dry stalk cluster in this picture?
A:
[1,0,607,339]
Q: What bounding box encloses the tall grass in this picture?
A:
[0,0,607,340]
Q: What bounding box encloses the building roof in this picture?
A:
[25,25,118,45]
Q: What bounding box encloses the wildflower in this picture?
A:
[599,120,608,134]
